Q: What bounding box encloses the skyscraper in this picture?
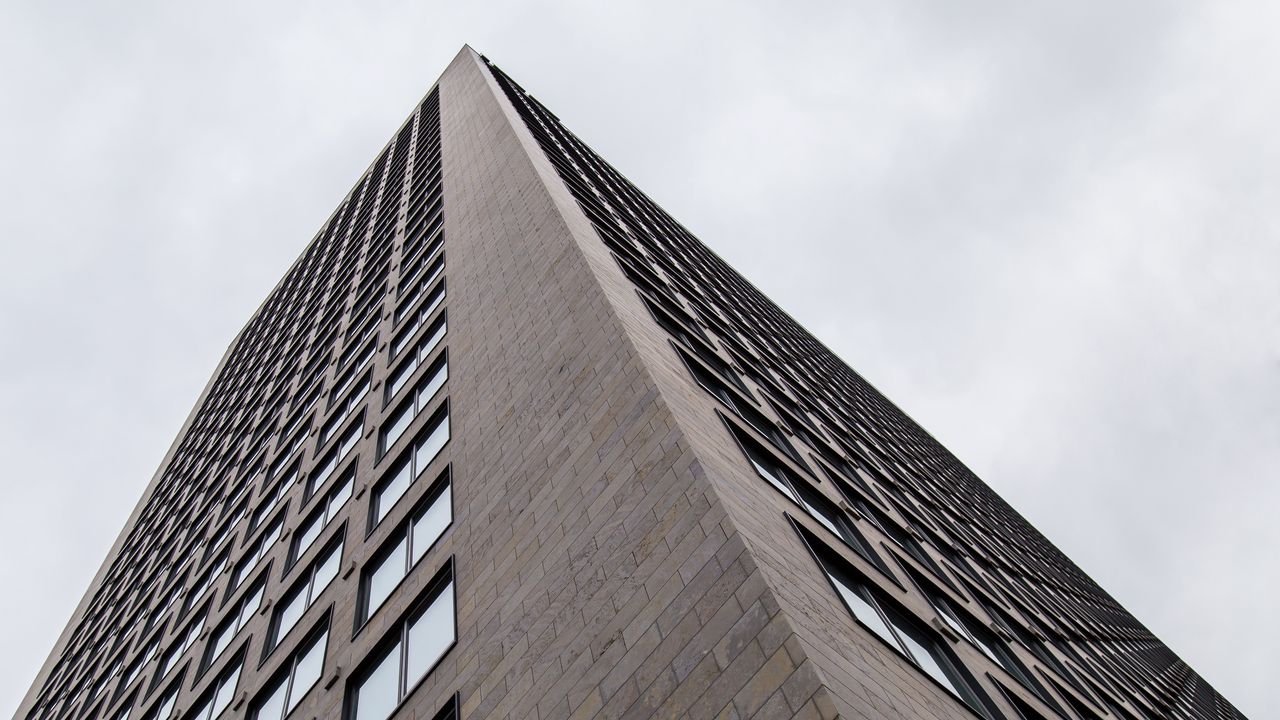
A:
[15,45,1242,720]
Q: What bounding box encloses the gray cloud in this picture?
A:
[1,1,1274,716]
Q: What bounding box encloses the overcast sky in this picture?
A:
[1,1,1275,717]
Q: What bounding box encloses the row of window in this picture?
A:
[64,155,456,720]
[517,77,1116,718]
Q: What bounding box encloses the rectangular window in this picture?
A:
[250,622,329,720]
[229,517,282,593]
[358,472,452,626]
[320,372,371,447]
[185,655,242,720]
[371,407,450,526]
[182,554,227,614]
[309,419,362,495]
[346,563,455,720]
[387,314,446,394]
[391,276,445,352]
[249,464,297,532]
[203,581,265,672]
[379,355,448,455]
[152,609,204,690]
[141,676,181,720]
[728,424,885,572]
[291,470,354,566]
[817,553,996,717]
[268,536,343,654]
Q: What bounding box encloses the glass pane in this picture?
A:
[797,490,844,540]
[388,360,415,400]
[275,589,306,647]
[229,562,248,591]
[405,582,455,686]
[411,485,451,565]
[413,415,449,473]
[313,543,342,597]
[241,585,266,625]
[340,424,361,457]
[382,404,413,455]
[366,538,408,620]
[375,463,412,523]
[287,633,327,713]
[294,514,322,562]
[749,457,795,501]
[157,690,178,720]
[894,619,964,698]
[329,478,353,515]
[187,697,211,720]
[421,321,446,359]
[252,677,287,720]
[390,329,412,359]
[418,363,448,408]
[211,665,240,718]
[422,289,444,319]
[209,623,233,663]
[311,457,336,491]
[353,641,401,720]
[828,572,896,648]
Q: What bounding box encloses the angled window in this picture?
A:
[250,622,329,720]
[346,562,455,720]
[392,274,445,350]
[396,244,444,308]
[140,674,182,720]
[387,314,447,395]
[371,407,450,526]
[380,354,448,455]
[926,588,1061,714]
[817,554,997,717]
[358,471,452,626]
[309,418,362,495]
[680,349,795,460]
[291,469,354,566]
[321,371,371,447]
[152,609,205,689]
[267,535,343,654]
[118,634,160,698]
[230,516,283,593]
[182,554,227,614]
[728,423,885,572]
[335,337,376,383]
[185,653,243,720]
[250,464,298,532]
[203,580,265,673]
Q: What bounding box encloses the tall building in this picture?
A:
[16,46,1242,720]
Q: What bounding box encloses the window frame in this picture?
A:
[248,616,331,720]
[342,559,457,720]
[265,527,346,659]
[355,468,453,633]
[369,404,450,531]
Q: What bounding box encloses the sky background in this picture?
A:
[1,1,1275,717]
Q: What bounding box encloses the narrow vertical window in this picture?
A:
[347,563,455,720]
[250,623,330,720]
[268,537,344,653]
[358,473,452,624]
[371,407,450,526]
